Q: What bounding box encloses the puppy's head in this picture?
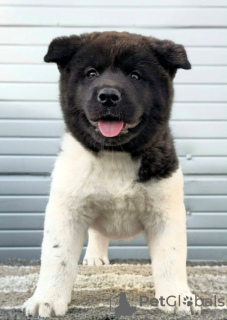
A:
[44,32,190,151]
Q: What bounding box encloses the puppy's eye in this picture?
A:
[130,72,141,81]
[86,69,99,79]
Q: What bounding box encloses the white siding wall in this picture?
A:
[0,0,227,261]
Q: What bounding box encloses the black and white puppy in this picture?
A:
[23,32,201,317]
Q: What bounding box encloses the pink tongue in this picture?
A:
[98,120,124,137]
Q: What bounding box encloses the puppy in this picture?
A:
[23,32,201,317]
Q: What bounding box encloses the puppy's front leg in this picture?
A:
[146,217,201,315]
[145,169,201,315]
[22,195,89,318]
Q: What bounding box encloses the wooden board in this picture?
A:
[1,8,227,27]
[2,47,227,65]
[1,28,227,47]
[1,0,227,7]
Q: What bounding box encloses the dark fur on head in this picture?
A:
[44,31,191,181]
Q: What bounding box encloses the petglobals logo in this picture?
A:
[106,291,137,317]
[140,295,225,308]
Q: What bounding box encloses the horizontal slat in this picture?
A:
[0,46,46,64]
[1,0,227,7]
[0,156,227,174]
[1,83,226,102]
[1,65,227,84]
[0,156,55,173]
[187,213,227,229]
[1,8,227,27]
[0,83,59,101]
[1,213,226,230]
[1,175,226,195]
[0,231,43,246]
[1,47,227,66]
[171,122,227,138]
[0,196,48,212]
[0,138,61,155]
[0,230,226,247]
[128,230,227,246]
[175,140,227,156]
[0,120,226,138]
[0,176,51,195]
[101,230,227,246]
[1,246,226,261]
[0,195,226,212]
[1,102,227,120]
[172,103,227,120]
[1,138,227,156]
[180,158,227,175]
[176,67,227,84]
[187,247,227,261]
[1,28,227,47]
[0,214,44,230]
[184,176,227,195]
[0,102,62,119]
[186,48,227,66]
[0,65,58,83]
[0,120,65,137]
[185,196,227,212]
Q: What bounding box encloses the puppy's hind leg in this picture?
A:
[83,227,110,266]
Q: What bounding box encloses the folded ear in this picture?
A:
[151,39,191,76]
[44,35,82,67]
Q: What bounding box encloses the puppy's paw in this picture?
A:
[83,256,110,266]
[22,293,68,317]
[156,291,201,315]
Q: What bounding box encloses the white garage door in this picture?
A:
[0,0,227,261]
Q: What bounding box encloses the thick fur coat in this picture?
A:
[23,32,201,317]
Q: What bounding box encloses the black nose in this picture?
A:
[97,88,121,105]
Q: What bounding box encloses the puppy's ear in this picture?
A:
[151,39,191,76]
[44,35,82,67]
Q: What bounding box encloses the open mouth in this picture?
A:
[89,118,141,138]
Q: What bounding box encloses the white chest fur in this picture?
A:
[50,133,183,239]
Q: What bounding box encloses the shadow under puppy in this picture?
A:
[22,31,201,317]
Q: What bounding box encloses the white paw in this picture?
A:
[22,293,68,317]
[83,256,110,266]
[156,291,201,315]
